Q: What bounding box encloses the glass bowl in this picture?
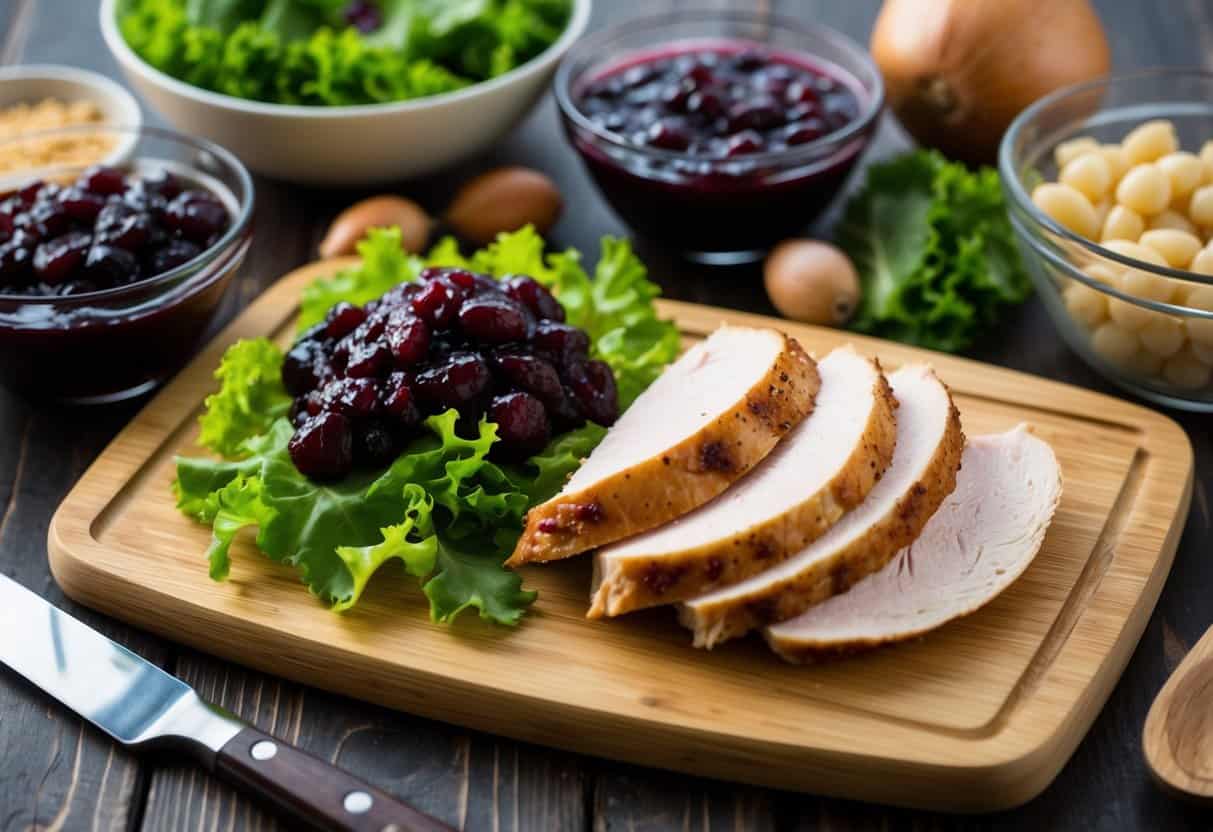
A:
[0,125,253,403]
[1000,70,1213,411]
[554,10,883,264]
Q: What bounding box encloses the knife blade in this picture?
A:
[0,574,453,832]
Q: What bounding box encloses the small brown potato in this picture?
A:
[1140,229,1203,268]
[445,167,563,245]
[764,240,861,326]
[1091,321,1140,365]
[319,195,432,258]
[1033,183,1099,238]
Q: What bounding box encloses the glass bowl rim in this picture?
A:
[553,8,885,167]
[0,123,255,304]
[999,67,1213,288]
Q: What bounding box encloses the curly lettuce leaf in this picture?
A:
[333,485,438,611]
[119,0,570,107]
[546,238,681,407]
[197,337,292,457]
[299,227,423,330]
[839,150,1030,353]
[424,536,536,625]
[174,411,536,623]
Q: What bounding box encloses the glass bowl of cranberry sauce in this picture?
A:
[555,11,883,264]
[0,125,253,403]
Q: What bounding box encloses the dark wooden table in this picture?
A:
[1,1,1211,829]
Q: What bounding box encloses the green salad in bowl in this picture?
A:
[100,0,592,183]
[118,0,573,107]
[174,226,679,625]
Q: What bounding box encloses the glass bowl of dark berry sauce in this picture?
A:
[555,11,883,263]
[0,125,253,403]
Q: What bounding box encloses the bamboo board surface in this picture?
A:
[48,259,1193,812]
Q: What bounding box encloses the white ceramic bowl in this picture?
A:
[0,64,142,178]
[100,0,591,185]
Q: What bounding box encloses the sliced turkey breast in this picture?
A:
[507,326,819,566]
[678,364,963,648]
[765,426,1062,662]
[587,347,897,618]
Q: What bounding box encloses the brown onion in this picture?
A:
[871,0,1110,165]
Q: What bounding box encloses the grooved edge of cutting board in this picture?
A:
[47,259,1193,812]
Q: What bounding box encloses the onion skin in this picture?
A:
[871,0,1110,166]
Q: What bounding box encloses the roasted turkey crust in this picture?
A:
[587,357,897,618]
[678,369,964,649]
[506,333,819,567]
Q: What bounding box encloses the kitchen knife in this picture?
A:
[0,574,453,832]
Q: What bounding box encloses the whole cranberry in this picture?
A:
[288,412,354,480]
[410,279,462,329]
[80,166,128,196]
[385,312,431,365]
[458,296,533,343]
[324,301,367,340]
[32,232,91,286]
[320,377,381,417]
[146,239,202,275]
[413,352,492,410]
[489,392,551,459]
[84,245,140,287]
[165,190,229,243]
[503,275,564,321]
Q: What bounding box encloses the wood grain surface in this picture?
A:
[4,1,1213,830]
[46,257,1191,811]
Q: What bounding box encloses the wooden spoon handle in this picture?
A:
[1144,621,1213,800]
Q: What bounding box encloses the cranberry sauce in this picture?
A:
[0,162,245,403]
[0,165,231,296]
[284,267,617,481]
[566,40,875,259]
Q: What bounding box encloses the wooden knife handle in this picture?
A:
[215,726,455,832]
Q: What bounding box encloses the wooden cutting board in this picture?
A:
[48,259,1193,812]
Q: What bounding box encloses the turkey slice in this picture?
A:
[588,347,897,617]
[679,364,963,648]
[507,326,819,566]
[765,426,1062,662]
